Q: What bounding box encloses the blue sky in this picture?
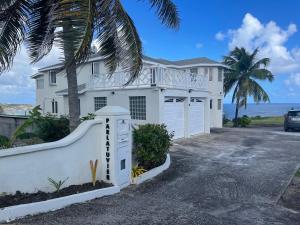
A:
[0,0,299,104]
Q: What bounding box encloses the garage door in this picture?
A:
[189,97,204,135]
[163,97,185,139]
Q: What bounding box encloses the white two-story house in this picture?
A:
[32,54,225,139]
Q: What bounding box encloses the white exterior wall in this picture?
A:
[80,88,160,125]
[36,61,107,115]
[207,67,223,128]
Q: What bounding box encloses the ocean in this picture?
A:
[224,103,300,119]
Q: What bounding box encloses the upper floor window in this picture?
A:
[210,99,213,109]
[209,68,213,81]
[36,79,44,89]
[190,67,198,74]
[49,71,56,85]
[129,96,146,120]
[52,100,58,114]
[218,68,223,82]
[94,97,107,111]
[218,99,222,110]
[92,62,100,75]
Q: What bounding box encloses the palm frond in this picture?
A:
[249,57,270,71]
[93,0,143,83]
[26,0,58,63]
[251,68,274,81]
[248,79,270,103]
[147,0,180,28]
[53,0,97,65]
[0,0,31,73]
[96,0,120,75]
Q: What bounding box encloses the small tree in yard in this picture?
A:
[223,47,274,127]
[0,0,180,131]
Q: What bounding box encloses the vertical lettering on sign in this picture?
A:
[105,118,110,180]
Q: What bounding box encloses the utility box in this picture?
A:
[96,106,132,188]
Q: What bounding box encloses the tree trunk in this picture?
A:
[234,97,240,127]
[63,23,80,131]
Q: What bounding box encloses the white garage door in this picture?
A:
[189,97,204,135]
[163,97,185,139]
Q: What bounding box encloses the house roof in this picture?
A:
[56,83,87,96]
[35,54,223,75]
[143,56,221,66]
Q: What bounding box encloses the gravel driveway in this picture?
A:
[12,127,300,225]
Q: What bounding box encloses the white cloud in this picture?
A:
[195,42,203,48]
[285,73,300,87]
[217,13,300,75]
[0,45,62,104]
[215,32,225,41]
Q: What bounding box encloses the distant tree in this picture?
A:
[0,105,3,114]
[223,47,274,127]
[0,0,180,131]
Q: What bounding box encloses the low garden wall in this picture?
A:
[0,120,104,194]
[0,106,133,194]
[0,114,28,138]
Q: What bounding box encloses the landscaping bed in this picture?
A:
[279,168,300,211]
[0,181,112,209]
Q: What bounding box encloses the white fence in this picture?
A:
[88,67,208,90]
[0,106,132,194]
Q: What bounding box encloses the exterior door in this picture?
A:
[163,97,185,139]
[189,97,205,135]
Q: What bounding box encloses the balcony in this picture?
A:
[88,67,208,91]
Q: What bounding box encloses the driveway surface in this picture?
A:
[12,128,300,225]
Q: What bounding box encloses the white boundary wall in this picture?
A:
[0,106,132,194]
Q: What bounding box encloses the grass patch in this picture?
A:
[295,169,300,177]
[251,116,284,126]
[224,116,284,127]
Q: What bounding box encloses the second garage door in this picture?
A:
[189,97,205,135]
[163,97,185,139]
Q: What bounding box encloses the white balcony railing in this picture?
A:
[88,67,208,90]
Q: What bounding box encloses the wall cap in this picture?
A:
[95,106,130,117]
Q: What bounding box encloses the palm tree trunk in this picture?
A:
[63,23,80,131]
[234,97,240,127]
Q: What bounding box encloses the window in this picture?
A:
[92,62,100,75]
[94,97,107,111]
[217,99,222,110]
[204,67,209,75]
[121,159,126,170]
[190,67,198,74]
[52,100,58,114]
[218,68,223,82]
[209,68,213,81]
[36,79,44,89]
[129,96,146,120]
[49,71,56,85]
[210,99,213,109]
[191,97,202,102]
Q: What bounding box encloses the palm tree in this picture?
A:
[0,0,179,131]
[223,47,274,127]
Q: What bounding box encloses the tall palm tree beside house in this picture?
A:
[0,0,180,131]
[223,47,274,127]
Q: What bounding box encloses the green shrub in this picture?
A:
[35,114,70,142]
[0,135,10,149]
[80,113,96,121]
[133,124,173,170]
[16,132,38,140]
[233,115,251,127]
[12,106,70,144]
